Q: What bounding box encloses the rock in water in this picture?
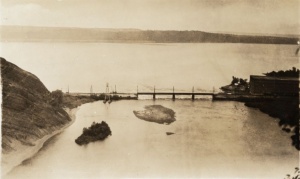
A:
[75,121,112,145]
[133,105,176,124]
[166,132,175,135]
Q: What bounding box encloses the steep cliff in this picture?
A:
[1,57,71,153]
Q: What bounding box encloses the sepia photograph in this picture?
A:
[0,0,299,178]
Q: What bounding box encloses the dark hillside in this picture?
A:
[1,57,71,153]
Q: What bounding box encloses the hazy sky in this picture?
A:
[1,0,299,34]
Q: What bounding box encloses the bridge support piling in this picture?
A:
[153,86,156,100]
[172,86,175,100]
[192,86,195,100]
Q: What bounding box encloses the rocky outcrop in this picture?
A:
[1,57,71,153]
[133,105,176,124]
[75,121,112,145]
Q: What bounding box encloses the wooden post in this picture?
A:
[192,86,195,100]
[153,86,156,100]
[172,86,175,100]
[137,86,138,99]
[90,85,93,96]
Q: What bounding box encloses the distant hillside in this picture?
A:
[1,58,71,153]
[0,26,298,44]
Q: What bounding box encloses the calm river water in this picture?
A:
[1,42,298,93]
[5,100,298,179]
[1,42,299,178]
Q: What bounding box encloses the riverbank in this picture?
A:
[245,97,299,150]
[62,95,98,109]
[213,93,271,101]
[1,94,97,176]
[1,108,78,176]
[1,58,78,176]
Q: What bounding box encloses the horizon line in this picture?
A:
[1,25,299,37]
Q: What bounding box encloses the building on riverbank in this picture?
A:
[249,75,299,96]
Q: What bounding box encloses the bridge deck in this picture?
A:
[69,92,213,95]
[137,92,213,95]
[68,92,135,95]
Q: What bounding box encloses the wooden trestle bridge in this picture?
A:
[67,86,214,100]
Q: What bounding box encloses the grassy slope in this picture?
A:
[1,58,71,153]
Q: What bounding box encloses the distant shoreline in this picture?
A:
[1,26,298,44]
